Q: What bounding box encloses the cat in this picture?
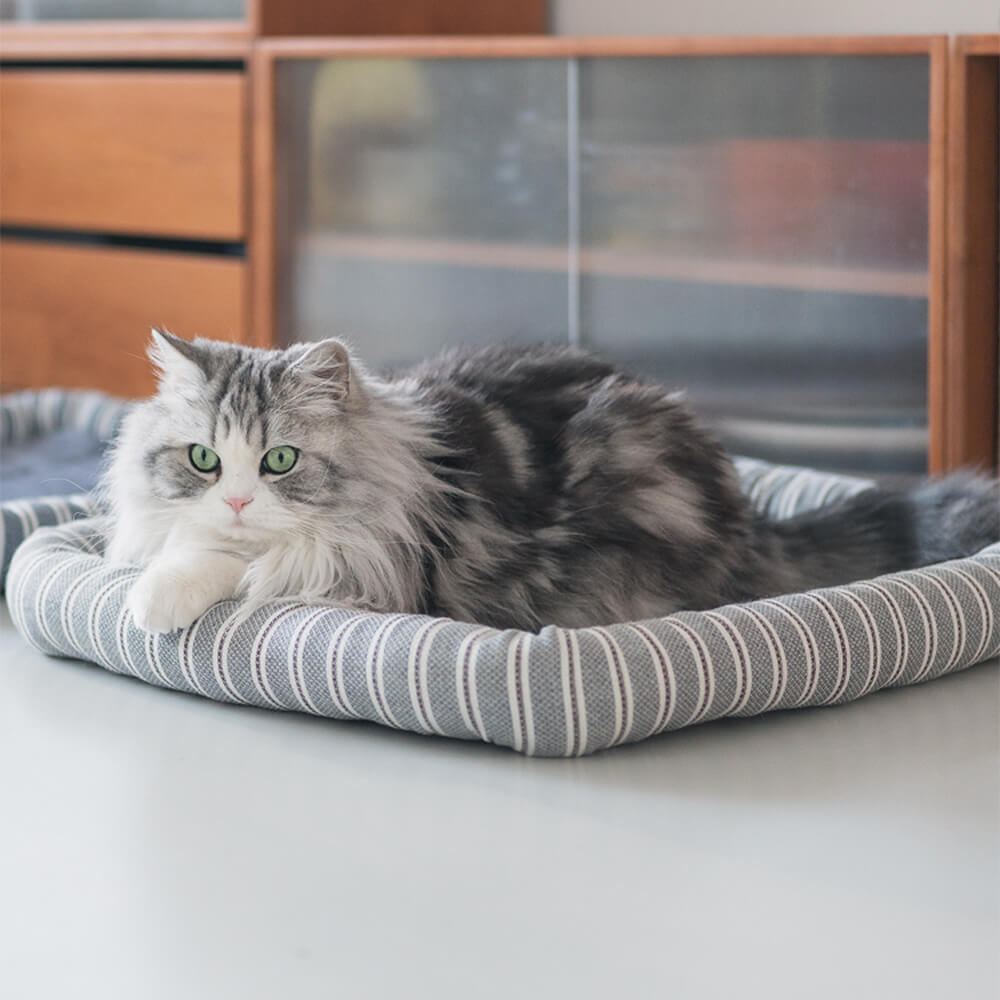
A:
[102,329,1000,634]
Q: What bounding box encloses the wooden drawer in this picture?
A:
[0,70,245,240]
[0,239,246,397]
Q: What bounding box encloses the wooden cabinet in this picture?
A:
[0,0,545,397]
[1,25,995,476]
[253,37,981,477]
[0,70,245,239]
[0,240,246,395]
[0,0,544,38]
[0,54,250,396]
[947,35,1000,472]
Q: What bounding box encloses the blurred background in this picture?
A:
[1,1,997,479]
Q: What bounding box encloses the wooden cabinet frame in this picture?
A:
[0,0,544,57]
[2,29,995,474]
[251,36,969,471]
[947,35,1000,472]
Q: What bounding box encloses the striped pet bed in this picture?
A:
[3,391,999,756]
[1,388,126,580]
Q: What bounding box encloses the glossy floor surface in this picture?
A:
[2,601,997,1000]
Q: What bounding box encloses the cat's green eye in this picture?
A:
[262,445,298,475]
[189,444,220,473]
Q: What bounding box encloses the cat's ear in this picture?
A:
[148,328,213,386]
[289,338,354,401]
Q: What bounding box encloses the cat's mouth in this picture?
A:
[220,516,254,537]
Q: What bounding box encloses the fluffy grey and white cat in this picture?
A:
[103,330,999,633]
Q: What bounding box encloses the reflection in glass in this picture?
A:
[277,58,570,368]
[275,53,932,475]
[578,56,931,474]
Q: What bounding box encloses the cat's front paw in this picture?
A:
[129,565,221,633]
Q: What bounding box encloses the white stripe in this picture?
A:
[837,589,881,698]
[760,599,821,707]
[466,630,490,743]
[407,620,439,732]
[416,619,452,736]
[11,547,53,645]
[324,614,371,718]
[778,473,809,519]
[556,628,576,755]
[853,581,907,690]
[179,614,212,696]
[704,611,754,715]
[661,620,714,725]
[626,623,675,737]
[89,577,134,673]
[735,605,787,713]
[7,541,54,616]
[591,627,632,745]
[213,607,249,704]
[147,628,170,687]
[506,634,525,753]
[368,614,407,728]
[889,577,938,683]
[910,570,967,679]
[588,629,623,743]
[63,564,111,657]
[608,628,635,743]
[567,628,587,754]
[454,626,493,739]
[939,565,994,663]
[286,607,329,714]
[8,500,39,541]
[115,597,141,680]
[73,392,103,435]
[33,555,66,653]
[248,605,299,707]
[803,594,851,706]
[43,496,73,527]
[36,388,61,435]
[520,634,536,756]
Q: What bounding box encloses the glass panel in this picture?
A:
[578,55,930,475]
[0,0,243,18]
[276,58,570,368]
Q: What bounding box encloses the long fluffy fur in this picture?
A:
[103,333,1000,632]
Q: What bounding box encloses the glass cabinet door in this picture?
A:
[275,58,571,369]
[273,47,934,475]
[578,55,931,475]
[0,0,244,18]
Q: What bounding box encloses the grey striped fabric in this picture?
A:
[4,389,998,755]
[1,387,129,446]
[1,390,127,583]
[7,512,999,757]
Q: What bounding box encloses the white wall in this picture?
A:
[553,0,1000,36]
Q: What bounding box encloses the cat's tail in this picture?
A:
[747,473,1000,597]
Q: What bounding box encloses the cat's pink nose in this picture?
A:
[225,496,253,514]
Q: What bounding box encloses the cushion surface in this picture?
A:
[4,390,999,756]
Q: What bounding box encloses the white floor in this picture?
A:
[1,599,997,1000]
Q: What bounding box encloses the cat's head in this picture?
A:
[128,329,366,545]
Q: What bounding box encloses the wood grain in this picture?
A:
[250,46,277,348]
[945,40,1000,473]
[249,0,545,36]
[926,38,949,475]
[0,240,246,397]
[255,34,945,60]
[0,70,246,240]
[960,34,1000,55]
[0,21,250,59]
